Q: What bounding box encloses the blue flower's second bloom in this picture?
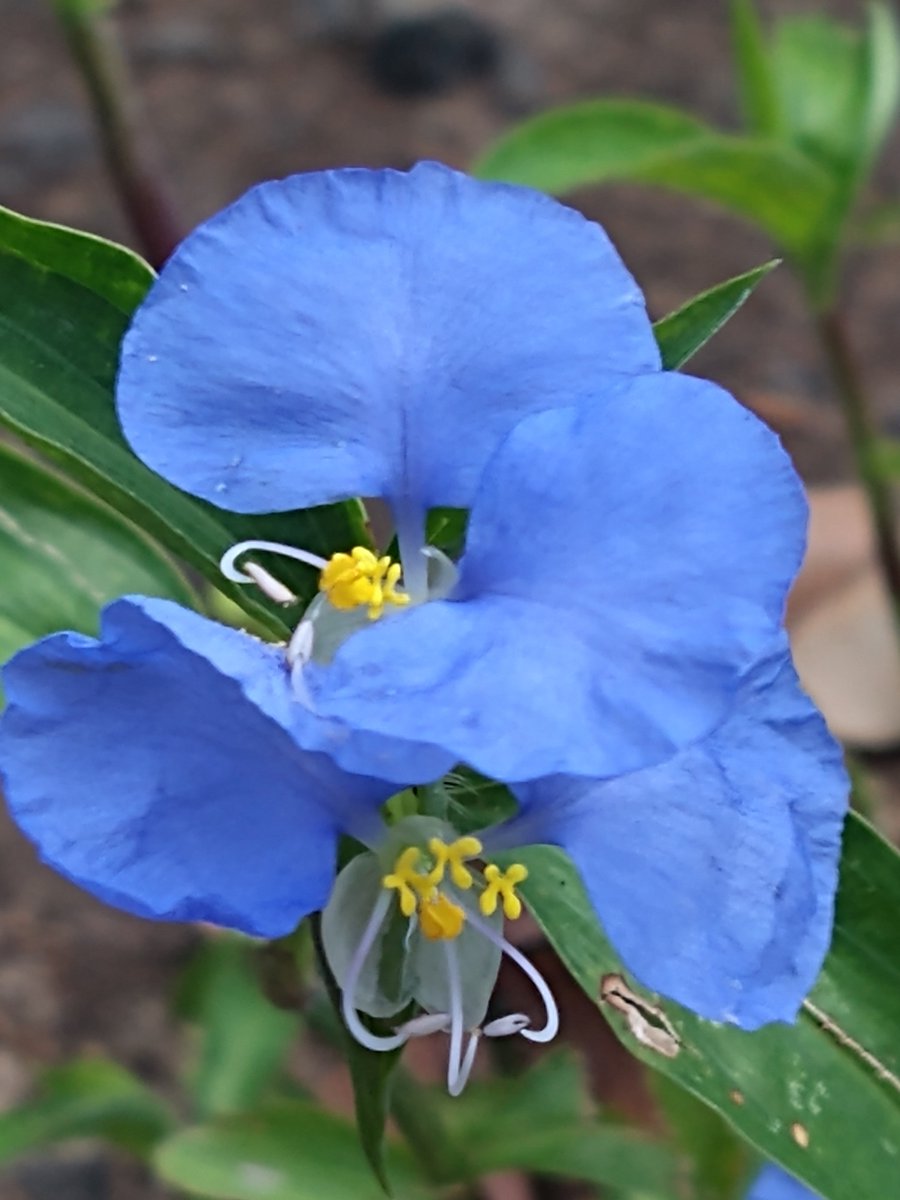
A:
[0,600,558,1094]
[747,1164,821,1199]
[0,610,845,1065]
[115,162,808,787]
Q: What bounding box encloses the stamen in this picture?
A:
[286,620,314,668]
[484,1013,531,1037]
[466,911,560,1044]
[220,540,329,589]
[341,891,407,1053]
[418,892,466,940]
[427,836,482,890]
[383,847,426,917]
[455,1030,481,1093]
[444,940,471,1097]
[319,547,410,620]
[480,863,528,920]
[395,1012,451,1038]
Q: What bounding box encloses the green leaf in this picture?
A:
[652,260,780,370]
[474,100,833,260]
[0,206,152,311]
[730,0,783,137]
[860,2,900,170]
[500,812,900,1200]
[0,440,194,666]
[651,1073,751,1200]
[771,15,867,169]
[0,1058,174,1166]
[0,208,369,638]
[442,1054,678,1196]
[178,939,299,1120]
[310,914,401,1194]
[876,436,900,476]
[772,5,899,177]
[154,1102,424,1200]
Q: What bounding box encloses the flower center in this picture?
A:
[322,819,558,1097]
[381,835,528,940]
[319,547,410,621]
[218,538,458,672]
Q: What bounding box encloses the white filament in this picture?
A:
[219,540,328,585]
[443,941,481,1096]
[341,891,407,1053]
[467,911,560,1044]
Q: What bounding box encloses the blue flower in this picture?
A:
[115,162,807,784]
[746,1164,821,1199]
[0,162,847,1089]
[0,599,558,1093]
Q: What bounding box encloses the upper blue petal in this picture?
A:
[0,597,398,937]
[307,372,806,783]
[746,1165,820,1200]
[116,161,659,515]
[510,643,848,1028]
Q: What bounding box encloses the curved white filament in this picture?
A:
[219,540,328,584]
[467,911,560,1044]
[341,891,407,1053]
[444,939,467,1096]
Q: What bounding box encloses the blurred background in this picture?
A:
[1,1,899,1197]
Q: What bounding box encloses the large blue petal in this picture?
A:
[0,598,398,937]
[511,645,848,1028]
[117,162,659,515]
[307,373,806,782]
[746,1165,820,1200]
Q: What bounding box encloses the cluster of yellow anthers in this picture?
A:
[319,547,410,621]
[383,837,528,941]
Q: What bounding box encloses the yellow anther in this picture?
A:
[427,836,483,890]
[319,546,410,620]
[418,891,466,940]
[480,863,528,920]
[382,846,430,917]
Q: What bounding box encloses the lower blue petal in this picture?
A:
[0,597,396,937]
[746,1165,820,1200]
[511,645,848,1028]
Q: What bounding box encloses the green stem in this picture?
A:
[815,308,900,640]
[52,1,183,267]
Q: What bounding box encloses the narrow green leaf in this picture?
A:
[0,441,195,666]
[769,5,899,181]
[0,1058,174,1165]
[860,2,900,169]
[178,939,299,1120]
[876,436,900,476]
[154,1102,425,1200]
[0,209,369,637]
[474,100,833,260]
[0,206,152,311]
[730,0,783,136]
[442,1054,678,1196]
[653,259,780,370]
[771,15,866,169]
[652,1073,751,1200]
[500,812,900,1200]
[311,914,401,1194]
